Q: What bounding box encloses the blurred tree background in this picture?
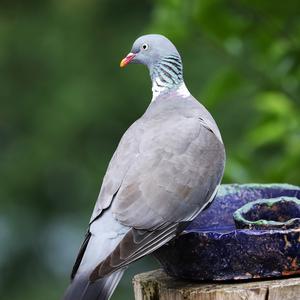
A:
[0,0,299,299]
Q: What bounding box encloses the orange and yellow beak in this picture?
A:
[120,53,136,68]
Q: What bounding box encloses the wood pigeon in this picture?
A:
[63,34,225,300]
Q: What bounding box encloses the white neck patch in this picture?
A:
[151,81,190,102]
[177,82,191,98]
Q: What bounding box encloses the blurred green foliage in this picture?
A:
[0,0,299,299]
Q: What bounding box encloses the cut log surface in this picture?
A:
[133,269,300,300]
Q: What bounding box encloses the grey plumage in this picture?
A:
[63,34,225,300]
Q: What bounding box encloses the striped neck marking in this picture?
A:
[150,54,185,101]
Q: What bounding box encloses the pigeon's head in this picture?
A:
[120,34,181,69]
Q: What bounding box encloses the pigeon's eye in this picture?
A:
[141,43,149,50]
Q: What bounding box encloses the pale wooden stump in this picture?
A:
[133,269,300,300]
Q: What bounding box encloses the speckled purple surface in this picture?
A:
[154,184,300,281]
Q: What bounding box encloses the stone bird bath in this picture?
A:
[154,184,300,281]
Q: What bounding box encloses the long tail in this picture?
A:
[63,209,130,300]
[63,270,124,300]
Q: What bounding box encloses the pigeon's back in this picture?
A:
[109,92,225,228]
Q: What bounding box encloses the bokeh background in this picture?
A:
[1,0,300,299]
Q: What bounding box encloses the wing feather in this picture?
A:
[89,119,143,223]
[90,223,179,280]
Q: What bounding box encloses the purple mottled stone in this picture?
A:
[154,184,300,281]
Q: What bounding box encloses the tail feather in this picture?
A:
[63,270,124,300]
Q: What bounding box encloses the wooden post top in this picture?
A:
[133,269,300,300]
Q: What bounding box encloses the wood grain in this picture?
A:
[133,269,300,300]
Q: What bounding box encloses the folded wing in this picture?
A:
[89,115,225,280]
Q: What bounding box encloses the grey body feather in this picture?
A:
[92,92,224,225]
[64,34,225,300]
[89,92,225,281]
